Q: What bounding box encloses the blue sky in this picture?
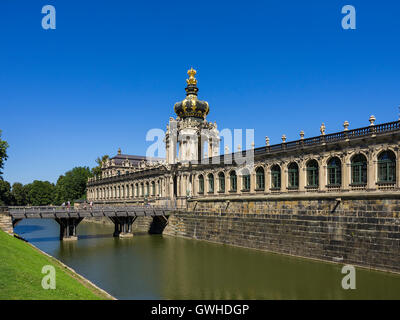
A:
[1,0,399,184]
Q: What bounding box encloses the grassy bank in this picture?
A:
[0,229,111,300]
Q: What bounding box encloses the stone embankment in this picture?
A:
[0,207,13,235]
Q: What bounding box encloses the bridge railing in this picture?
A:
[8,204,180,219]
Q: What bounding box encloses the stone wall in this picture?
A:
[162,197,400,273]
[0,207,13,235]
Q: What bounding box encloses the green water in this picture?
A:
[14,219,400,300]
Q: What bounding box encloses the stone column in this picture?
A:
[213,173,217,195]
[178,175,182,197]
[397,150,400,188]
[183,175,187,197]
[225,171,229,194]
[281,163,287,192]
[265,165,271,193]
[192,176,197,195]
[299,161,306,192]
[367,151,376,190]
[170,176,174,199]
[319,159,326,191]
[250,170,256,193]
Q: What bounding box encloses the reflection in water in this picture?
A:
[14,219,400,300]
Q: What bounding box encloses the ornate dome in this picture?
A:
[174,68,210,119]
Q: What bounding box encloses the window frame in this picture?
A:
[351,154,367,185]
[306,160,319,187]
[208,174,214,193]
[256,167,265,190]
[271,165,281,189]
[218,172,225,192]
[242,174,251,191]
[288,163,299,189]
[377,151,396,183]
[327,157,342,186]
[230,171,237,192]
[198,175,204,194]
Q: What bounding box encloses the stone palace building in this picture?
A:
[87,68,400,209]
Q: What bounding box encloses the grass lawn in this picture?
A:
[0,229,111,300]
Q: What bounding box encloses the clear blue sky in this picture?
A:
[1,0,399,184]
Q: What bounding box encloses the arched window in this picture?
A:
[242,170,250,191]
[121,185,125,198]
[256,167,265,190]
[288,162,299,188]
[230,171,237,192]
[141,183,144,197]
[198,175,204,194]
[151,181,155,196]
[378,150,396,183]
[145,182,149,197]
[307,160,319,187]
[328,157,341,185]
[351,154,367,185]
[208,173,214,193]
[271,165,281,189]
[218,172,225,192]
[135,184,139,197]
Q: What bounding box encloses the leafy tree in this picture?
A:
[11,182,28,206]
[91,155,109,177]
[25,180,55,206]
[0,180,12,206]
[0,130,9,177]
[54,166,92,204]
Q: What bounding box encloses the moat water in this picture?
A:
[14,219,400,300]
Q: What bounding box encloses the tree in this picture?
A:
[0,180,12,206]
[26,180,55,206]
[11,182,28,206]
[0,130,9,177]
[91,155,109,177]
[54,166,92,204]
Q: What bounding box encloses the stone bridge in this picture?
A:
[3,206,174,240]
